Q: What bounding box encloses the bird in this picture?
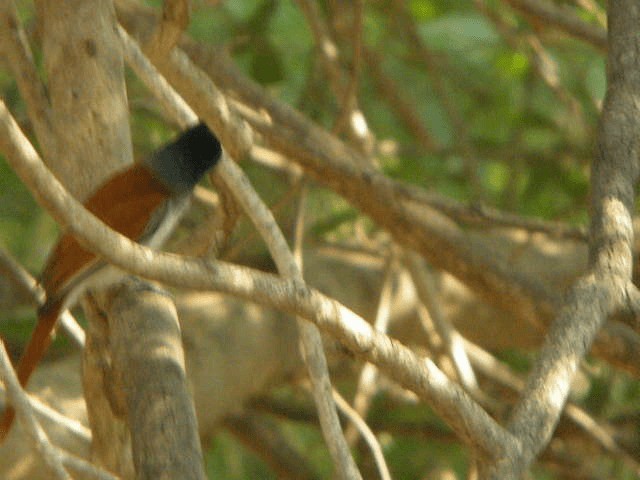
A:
[0,122,222,440]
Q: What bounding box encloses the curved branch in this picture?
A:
[171,35,640,377]
[118,24,361,478]
[485,1,640,476]
[504,0,607,50]
[0,99,513,458]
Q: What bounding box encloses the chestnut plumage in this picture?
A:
[0,123,221,440]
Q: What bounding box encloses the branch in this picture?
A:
[0,343,71,479]
[483,1,640,476]
[347,251,396,444]
[145,0,189,60]
[118,24,361,479]
[390,0,483,199]
[0,1,55,157]
[474,0,589,135]
[35,0,133,199]
[362,47,440,152]
[332,390,392,480]
[0,246,45,308]
[0,247,84,348]
[168,32,640,376]
[0,99,513,457]
[115,1,601,337]
[295,0,374,155]
[218,158,362,480]
[108,280,206,479]
[465,338,640,474]
[504,0,607,50]
[405,252,478,390]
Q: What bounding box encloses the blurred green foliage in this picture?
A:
[1,0,634,479]
[206,431,278,480]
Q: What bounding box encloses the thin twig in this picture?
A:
[405,252,477,390]
[219,157,363,480]
[0,1,55,156]
[362,47,439,152]
[347,251,396,444]
[0,247,84,347]
[0,342,71,479]
[390,0,483,200]
[332,0,366,139]
[333,389,392,480]
[473,0,588,134]
[0,245,45,307]
[295,0,374,158]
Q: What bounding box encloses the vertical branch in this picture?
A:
[108,281,207,480]
[331,0,366,139]
[35,1,137,477]
[588,0,640,274]
[347,252,395,443]
[36,0,133,198]
[218,158,363,480]
[406,253,477,390]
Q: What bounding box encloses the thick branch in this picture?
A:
[108,281,206,480]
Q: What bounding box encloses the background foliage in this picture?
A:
[2,0,637,479]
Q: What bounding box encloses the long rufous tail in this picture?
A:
[0,304,62,441]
